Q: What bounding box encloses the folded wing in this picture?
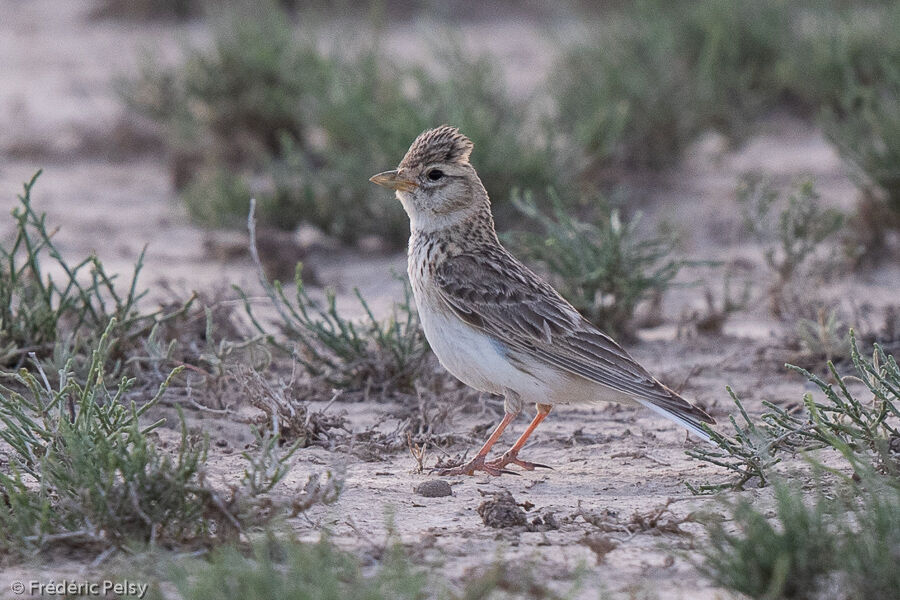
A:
[434,251,714,439]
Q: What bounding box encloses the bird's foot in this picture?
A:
[434,454,517,477]
[485,450,552,472]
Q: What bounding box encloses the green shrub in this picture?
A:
[788,2,900,113]
[167,536,426,600]
[162,534,579,600]
[678,0,792,135]
[685,389,784,494]
[737,177,843,314]
[553,0,792,169]
[0,172,184,371]
[688,331,900,491]
[91,0,202,21]
[125,9,563,246]
[555,1,900,170]
[551,9,696,169]
[824,59,900,242]
[239,201,430,397]
[0,323,204,554]
[0,320,322,557]
[506,190,681,337]
[700,472,900,600]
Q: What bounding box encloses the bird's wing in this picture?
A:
[434,251,714,431]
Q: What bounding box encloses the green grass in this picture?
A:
[124,8,565,246]
[824,57,900,254]
[736,177,843,314]
[700,470,900,600]
[505,190,682,337]
[239,200,430,397]
[164,536,427,600]
[688,331,900,491]
[0,171,193,373]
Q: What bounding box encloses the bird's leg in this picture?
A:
[436,412,518,476]
[486,404,553,471]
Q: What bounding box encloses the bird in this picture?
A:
[370,125,715,476]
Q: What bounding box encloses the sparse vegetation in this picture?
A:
[239,201,430,397]
[124,8,565,246]
[824,59,900,256]
[793,308,850,365]
[789,2,900,114]
[696,331,900,598]
[0,172,193,373]
[685,389,785,493]
[689,331,900,491]
[550,10,695,169]
[91,0,202,21]
[506,190,682,337]
[737,176,843,315]
[161,533,578,600]
[10,0,900,595]
[557,1,900,175]
[699,472,900,600]
[678,268,752,337]
[0,321,319,557]
[553,0,792,169]
[165,535,427,600]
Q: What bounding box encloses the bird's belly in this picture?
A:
[417,303,512,394]
[413,289,638,408]
[416,297,566,403]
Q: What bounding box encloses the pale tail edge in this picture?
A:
[633,398,717,446]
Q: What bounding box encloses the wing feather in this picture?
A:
[434,251,714,433]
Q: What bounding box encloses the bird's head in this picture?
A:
[370,126,491,233]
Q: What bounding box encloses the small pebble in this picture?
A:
[414,479,453,498]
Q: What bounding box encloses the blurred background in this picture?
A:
[1,0,898,337]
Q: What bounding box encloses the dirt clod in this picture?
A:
[528,512,559,531]
[582,535,618,565]
[477,491,528,528]
[414,480,453,498]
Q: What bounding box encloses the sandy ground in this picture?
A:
[1,2,899,599]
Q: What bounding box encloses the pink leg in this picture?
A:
[436,412,518,476]
[486,404,553,471]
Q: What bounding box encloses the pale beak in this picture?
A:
[369,170,418,192]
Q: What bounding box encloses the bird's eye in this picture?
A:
[427,169,444,181]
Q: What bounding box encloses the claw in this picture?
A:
[434,455,515,477]
[485,452,553,472]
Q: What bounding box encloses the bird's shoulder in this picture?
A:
[433,244,584,336]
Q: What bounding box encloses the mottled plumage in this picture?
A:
[400,126,474,170]
[370,125,714,476]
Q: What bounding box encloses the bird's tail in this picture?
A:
[634,385,716,444]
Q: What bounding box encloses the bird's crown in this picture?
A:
[399,125,474,170]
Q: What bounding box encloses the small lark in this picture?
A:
[370,126,714,476]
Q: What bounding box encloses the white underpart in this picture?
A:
[414,287,714,443]
[415,289,638,408]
